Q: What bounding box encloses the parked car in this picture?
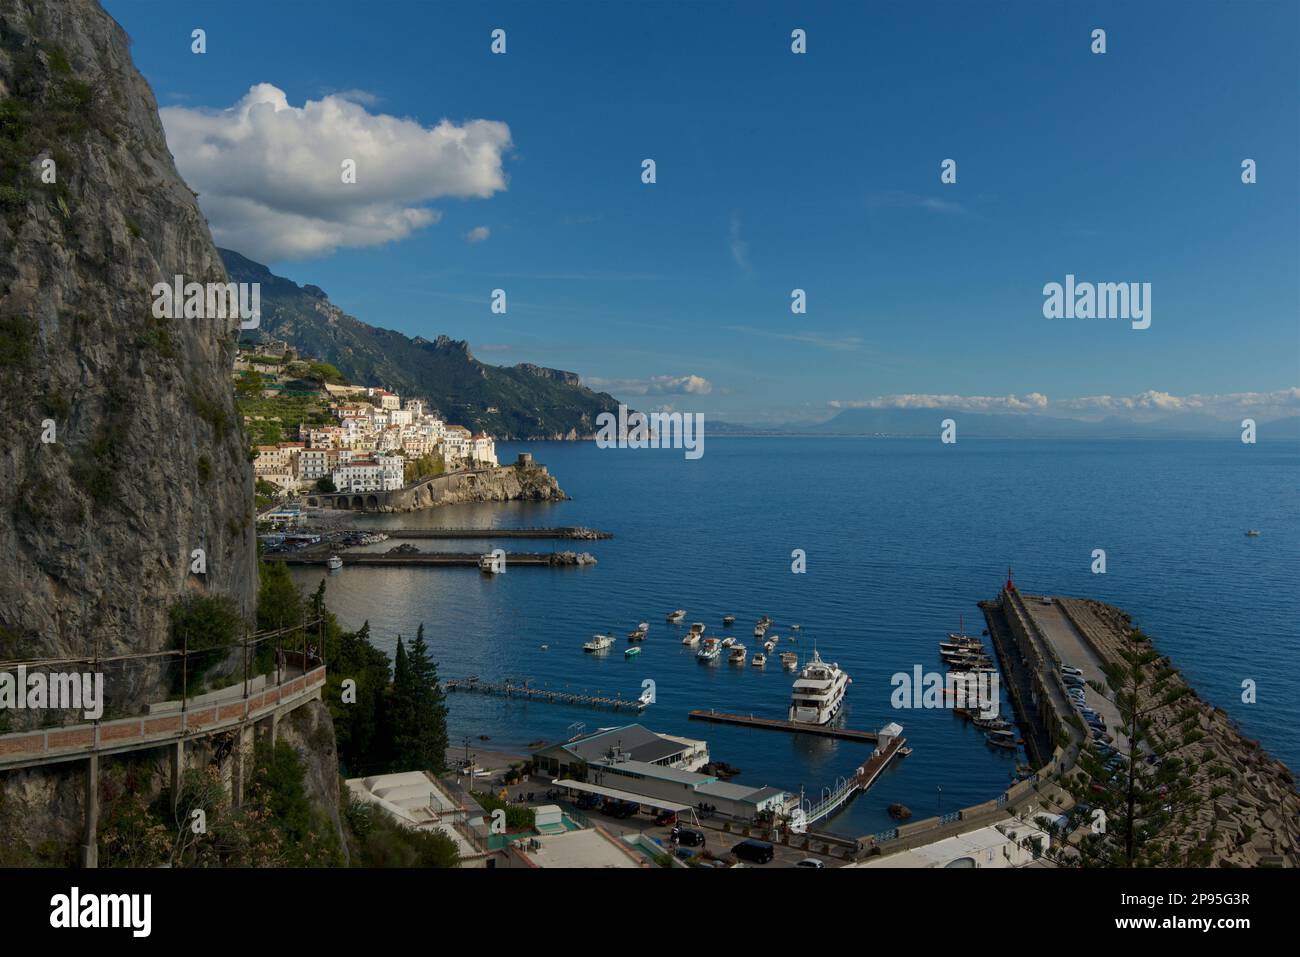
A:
[672,826,706,847]
[794,858,825,868]
[654,810,678,827]
[575,793,599,810]
[1061,665,1084,677]
[731,838,775,865]
[602,799,639,819]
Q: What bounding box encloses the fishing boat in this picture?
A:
[763,638,777,654]
[721,636,736,647]
[696,637,721,662]
[984,728,1019,750]
[752,653,766,667]
[972,716,1010,731]
[628,622,649,640]
[583,634,614,653]
[788,649,850,725]
[326,554,343,570]
[681,632,699,646]
[722,615,736,626]
[946,614,980,644]
[781,651,798,670]
[667,609,686,623]
[624,646,641,658]
[728,644,748,663]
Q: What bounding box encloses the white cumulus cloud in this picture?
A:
[160,83,512,260]
[583,374,713,397]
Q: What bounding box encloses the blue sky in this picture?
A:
[105,0,1298,425]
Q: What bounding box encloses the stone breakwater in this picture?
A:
[1058,598,1300,867]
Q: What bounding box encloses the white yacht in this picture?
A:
[696,637,721,662]
[326,554,343,570]
[681,632,700,646]
[728,644,748,663]
[781,651,799,671]
[788,649,850,725]
[583,634,614,653]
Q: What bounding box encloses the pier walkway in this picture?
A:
[332,526,611,540]
[687,710,880,742]
[443,676,647,712]
[796,735,907,832]
[266,551,594,568]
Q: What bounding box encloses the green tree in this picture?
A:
[404,624,449,774]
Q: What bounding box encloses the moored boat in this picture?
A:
[781,651,798,670]
[583,634,614,653]
[751,653,766,667]
[728,644,748,663]
[326,554,343,570]
[696,637,721,662]
[722,615,736,626]
[667,609,686,623]
[624,646,641,658]
[788,649,850,725]
[681,632,699,646]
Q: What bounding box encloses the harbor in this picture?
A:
[266,551,597,568]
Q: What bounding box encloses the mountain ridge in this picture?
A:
[223,249,620,439]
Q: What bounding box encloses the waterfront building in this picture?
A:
[532,724,709,778]
[471,432,498,467]
[332,459,383,493]
[849,815,1053,869]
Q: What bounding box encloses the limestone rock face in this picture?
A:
[0,1,257,680]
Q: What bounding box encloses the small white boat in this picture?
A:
[478,553,503,574]
[696,638,721,662]
[781,651,798,670]
[690,622,706,635]
[628,622,649,640]
[751,653,766,667]
[540,644,548,651]
[1246,529,1260,537]
[667,609,686,623]
[729,644,748,663]
[326,554,343,570]
[583,634,614,653]
[764,638,778,653]
[721,636,736,648]
[638,686,654,706]
[791,624,801,631]
[681,633,699,646]
[722,615,736,626]
[754,624,768,638]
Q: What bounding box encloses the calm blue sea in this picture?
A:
[290,437,1300,836]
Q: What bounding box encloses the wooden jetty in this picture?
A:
[443,677,646,712]
[687,709,880,742]
[266,552,594,568]
[332,526,611,540]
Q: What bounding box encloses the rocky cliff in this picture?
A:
[369,463,568,512]
[0,0,257,694]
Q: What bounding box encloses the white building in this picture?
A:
[850,816,1053,869]
[377,454,405,490]
[332,459,383,493]
[471,432,498,467]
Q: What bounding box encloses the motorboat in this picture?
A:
[791,624,801,631]
[681,632,699,646]
[753,624,768,638]
[696,638,721,662]
[764,638,777,654]
[583,634,614,653]
[728,644,748,663]
[667,609,686,623]
[638,686,654,706]
[788,649,850,725]
[722,615,736,626]
[690,622,706,636]
[1246,529,1260,537]
[984,728,1019,750]
[624,646,641,658]
[781,652,798,671]
[628,622,649,641]
[721,636,736,647]
[751,653,766,667]
[326,554,343,570]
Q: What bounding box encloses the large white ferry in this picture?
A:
[788,649,850,725]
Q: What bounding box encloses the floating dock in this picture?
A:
[687,710,880,742]
[443,677,646,712]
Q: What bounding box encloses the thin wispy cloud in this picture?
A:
[465,225,491,243]
[729,211,751,271]
[864,190,969,216]
[725,324,864,352]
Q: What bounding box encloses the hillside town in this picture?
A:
[237,345,498,495]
